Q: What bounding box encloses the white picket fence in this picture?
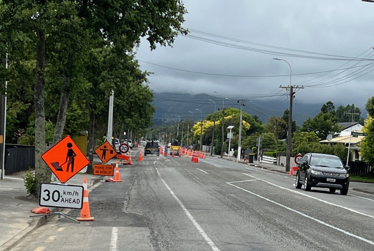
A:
[261,155,277,164]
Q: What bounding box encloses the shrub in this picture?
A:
[23,169,38,197]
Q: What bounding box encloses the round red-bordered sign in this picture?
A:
[119,143,129,154]
[294,154,303,165]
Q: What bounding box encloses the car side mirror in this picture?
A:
[345,166,350,173]
[302,160,308,165]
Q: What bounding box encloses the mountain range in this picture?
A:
[151,92,366,126]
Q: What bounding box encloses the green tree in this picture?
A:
[301,112,341,140]
[360,97,374,162]
[264,116,287,139]
[336,104,363,123]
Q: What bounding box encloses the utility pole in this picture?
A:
[219,107,225,158]
[280,85,303,172]
[237,99,247,162]
[219,98,228,158]
[1,53,7,180]
[106,90,114,145]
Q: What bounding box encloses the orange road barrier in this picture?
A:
[191,151,199,163]
[290,166,298,176]
[113,161,122,182]
[76,177,95,221]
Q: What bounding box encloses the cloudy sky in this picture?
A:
[136,0,374,112]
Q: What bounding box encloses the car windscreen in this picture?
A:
[310,156,344,168]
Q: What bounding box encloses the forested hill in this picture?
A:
[151,92,325,125]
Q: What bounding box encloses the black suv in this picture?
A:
[295,153,350,195]
[144,141,160,156]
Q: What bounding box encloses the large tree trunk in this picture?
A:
[85,108,96,174]
[34,29,50,193]
[53,75,71,144]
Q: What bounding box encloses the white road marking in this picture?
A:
[156,168,220,251]
[197,168,209,174]
[110,227,118,251]
[351,194,374,202]
[227,180,374,246]
[242,173,374,220]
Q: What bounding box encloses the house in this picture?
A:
[319,122,364,161]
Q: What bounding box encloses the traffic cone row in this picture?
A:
[76,177,94,221]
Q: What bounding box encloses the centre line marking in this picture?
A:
[156,168,220,251]
[197,168,209,174]
[110,227,118,251]
[227,181,374,246]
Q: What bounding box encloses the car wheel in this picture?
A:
[340,186,349,195]
[329,188,336,193]
[295,173,302,189]
[304,176,311,191]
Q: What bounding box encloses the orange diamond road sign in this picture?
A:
[93,164,114,176]
[42,135,90,184]
[95,141,117,163]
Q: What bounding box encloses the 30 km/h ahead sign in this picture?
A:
[42,135,89,184]
[95,141,117,163]
[39,183,83,209]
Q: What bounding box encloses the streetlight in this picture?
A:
[274,57,292,172]
[196,109,203,151]
[227,125,234,158]
[208,99,216,156]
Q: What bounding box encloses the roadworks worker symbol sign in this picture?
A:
[95,141,117,163]
[41,135,90,184]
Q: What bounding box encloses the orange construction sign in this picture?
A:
[93,164,114,176]
[95,141,117,163]
[42,135,90,184]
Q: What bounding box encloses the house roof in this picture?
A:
[320,135,364,144]
[338,122,360,130]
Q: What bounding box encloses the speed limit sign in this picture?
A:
[119,143,129,154]
[39,183,83,209]
[294,154,303,165]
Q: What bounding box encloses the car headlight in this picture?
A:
[311,170,322,175]
[339,173,349,178]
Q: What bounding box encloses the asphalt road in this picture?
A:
[10,152,374,251]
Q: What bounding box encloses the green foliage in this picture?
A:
[293,131,320,150]
[23,169,38,197]
[264,151,277,158]
[336,103,363,123]
[360,115,374,162]
[365,97,374,117]
[260,132,278,150]
[301,112,341,140]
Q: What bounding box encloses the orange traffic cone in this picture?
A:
[179,151,181,157]
[289,168,294,176]
[172,150,175,157]
[186,150,190,158]
[128,154,133,165]
[139,151,143,161]
[76,177,94,221]
[113,161,122,182]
